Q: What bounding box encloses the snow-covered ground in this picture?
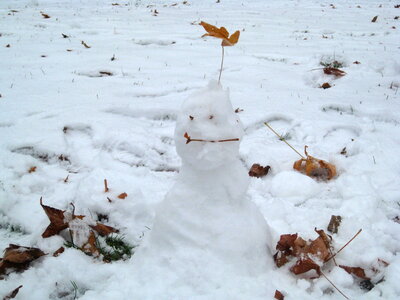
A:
[1,0,399,299]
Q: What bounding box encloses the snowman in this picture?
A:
[132,81,272,296]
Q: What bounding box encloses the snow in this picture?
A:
[0,0,399,299]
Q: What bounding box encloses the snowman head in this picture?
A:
[174,81,244,171]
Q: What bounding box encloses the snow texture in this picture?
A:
[0,0,400,299]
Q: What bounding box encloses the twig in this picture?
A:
[64,175,69,183]
[264,122,305,158]
[326,229,362,263]
[104,179,109,193]
[321,271,350,299]
[184,132,239,144]
[218,46,225,84]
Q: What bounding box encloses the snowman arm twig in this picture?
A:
[184,132,239,144]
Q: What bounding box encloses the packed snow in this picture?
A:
[0,0,399,299]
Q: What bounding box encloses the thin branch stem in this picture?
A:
[184,132,239,144]
[264,122,305,158]
[218,46,225,84]
[321,271,350,299]
[326,229,362,263]
[104,179,109,193]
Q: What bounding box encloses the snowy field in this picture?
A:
[1,0,400,299]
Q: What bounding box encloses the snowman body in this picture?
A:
[133,82,271,295]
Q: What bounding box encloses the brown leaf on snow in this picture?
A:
[276,234,298,252]
[28,166,37,173]
[274,290,285,300]
[293,146,336,180]
[320,82,332,89]
[323,67,346,77]
[41,12,51,19]
[371,16,378,23]
[90,223,118,237]
[1,245,45,278]
[81,231,99,257]
[3,285,23,300]
[327,215,342,234]
[290,257,321,276]
[273,251,290,268]
[40,198,71,238]
[53,247,65,257]
[3,244,45,264]
[248,164,271,178]
[339,265,370,280]
[200,21,240,47]
[117,192,128,199]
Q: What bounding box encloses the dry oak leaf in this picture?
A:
[28,166,37,173]
[1,244,45,278]
[293,146,336,180]
[274,290,285,300]
[3,285,23,300]
[117,192,128,199]
[40,198,118,238]
[200,21,240,46]
[323,67,346,77]
[339,265,370,280]
[248,164,271,178]
[40,197,84,238]
[290,257,321,276]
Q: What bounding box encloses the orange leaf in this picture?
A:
[290,257,321,275]
[40,198,70,238]
[81,231,100,257]
[200,21,240,47]
[118,192,128,199]
[28,166,37,173]
[339,265,370,280]
[323,67,346,77]
[293,146,336,180]
[90,223,119,237]
[248,164,271,178]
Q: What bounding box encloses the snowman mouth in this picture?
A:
[184,132,240,145]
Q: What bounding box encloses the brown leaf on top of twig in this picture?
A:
[200,21,240,47]
[248,164,271,178]
[3,285,23,300]
[323,67,346,77]
[339,265,370,280]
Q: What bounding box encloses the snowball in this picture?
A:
[270,171,321,199]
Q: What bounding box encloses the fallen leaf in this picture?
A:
[3,244,45,264]
[323,67,346,77]
[320,82,331,89]
[40,198,71,238]
[274,290,285,300]
[339,265,370,280]
[200,21,240,47]
[117,192,128,199]
[327,215,342,234]
[1,245,45,278]
[371,16,378,22]
[28,166,37,173]
[90,223,118,237]
[276,234,298,252]
[81,231,99,257]
[53,247,65,257]
[41,12,51,19]
[3,285,23,300]
[273,251,290,267]
[293,146,336,180]
[291,257,321,276]
[248,164,271,178]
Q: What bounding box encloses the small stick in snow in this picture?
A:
[104,179,109,193]
[184,132,239,144]
[326,229,362,263]
[264,122,305,159]
[321,271,350,299]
